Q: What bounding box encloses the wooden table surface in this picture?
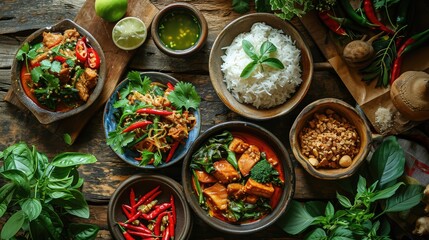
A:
[1,0,427,239]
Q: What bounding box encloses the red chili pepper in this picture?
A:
[399,28,429,56]
[390,56,403,85]
[130,188,136,208]
[142,203,171,220]
[118,222,152,234]
[122,120,152,133]
[125,211,142,224]
[53,55,67,63]
[144,190,162,205]
[162,225,170,240]
[75,37,87,63]
[167,82,175,90]
[127,230,156,238]
[31,62,41,68]
[168,212,175,240]
[136,108,174,116]
[363,0,394,35]
[87,48,100,69]
[170,195,176,224]
[119,225,135,240]
[132,186,161,211]
[318,11,348,36]
[165,141,180,163]
[122,204,133,219]
[154,211,170,237]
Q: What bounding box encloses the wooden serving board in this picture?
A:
[4,0,159,144]
[300,9,429,135]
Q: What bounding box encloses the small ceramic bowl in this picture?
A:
[182,121,295,234]
[289,98,372,179]
[151,2,208,57]
[11,19,106,124]
[103,72,201,169]
[209,13,313,120]
[108,174,193,240]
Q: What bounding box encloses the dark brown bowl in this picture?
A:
[151,2,208,58]
[209,13,313,120]
[182,121,295,234]
[10,19,106,124]
[289,98,372,179]
[108,174,192,240]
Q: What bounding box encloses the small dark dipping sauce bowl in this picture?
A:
[151,2,208,58]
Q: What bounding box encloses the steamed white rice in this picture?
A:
[221,22,302,109]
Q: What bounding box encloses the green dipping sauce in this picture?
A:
[158,10,201,50]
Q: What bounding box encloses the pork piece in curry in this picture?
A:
[191,131,284,224]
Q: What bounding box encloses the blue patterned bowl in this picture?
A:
[103,72,201,169]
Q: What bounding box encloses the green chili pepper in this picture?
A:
[339,0,377,28]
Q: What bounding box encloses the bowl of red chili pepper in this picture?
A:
[108,174,193,240]
[103,71,201,169]
[182,121,295,234]
[10,19,106,124]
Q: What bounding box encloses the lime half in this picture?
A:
[112,17,147,50]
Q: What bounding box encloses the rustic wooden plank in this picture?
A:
[0,0,85,34]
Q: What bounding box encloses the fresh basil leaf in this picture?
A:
[0,169,29,195]
[68,223,99,240]
[21,198,42,221]
[1,143,35,179]
[331,226,354,239]
[40,59,52,70]
[276,200,316,235]
[63,133,72,145]
[47,176,74,189]
[304,201,326,217]
[384,184,424,212]
[49,191,74,200]
[240,61,258,79]
[0,203,7,218]
[242,39,258,61]
[31,66,43,83]
[336,192,352,208]
[262,57,285,69]
[232,0,250,14]
[30,208,62,240]
[260,40,277,56]
[357,175,367,194]
[325,201,334,218]
[369,136,405,188]
[29,217,52,240]
[62,189,90,218]
[305,228,327,240]
[33,150,49,179]
[50,60,62,73]
[49,166,72,179]
[0,182,15,204]
[51,152,97,167]
[371,182,404,202]
[1,210,26,240]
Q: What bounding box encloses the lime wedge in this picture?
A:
[112,17,147,50]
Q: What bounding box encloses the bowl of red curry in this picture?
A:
[182,121,295,234]
[11,19,106,124]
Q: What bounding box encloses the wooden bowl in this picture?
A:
[10,19,106,124]
[289,98,372,179]
[108,174,192,240]
[151,2,208,58]
[182,121,295,234]
[209,13,313,120]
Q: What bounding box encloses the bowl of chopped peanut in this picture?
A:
[289,98,372,179]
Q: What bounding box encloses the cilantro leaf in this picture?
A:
[167,82,201,110]
[16,43,30,61]
[107,130,135,154]
[232,0,250,14]
[40,59,52,70]
[139,150,162,166]
[124,71,151,97]
[27,43,43,59]
[31,67,43,83]
[66,59,75,68]
[50,61,62,73]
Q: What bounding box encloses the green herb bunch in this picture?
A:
[0,143,99,240]
[240,39,285,79]
[232,0,336,20]
[277,136,424,239]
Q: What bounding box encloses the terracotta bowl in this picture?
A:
[103,72,201,169]
[289,98,372,179]
[151,2,208,58]
[209,13,313,120]
[10,19,106,124]
[108,174,193,240]
[182,121,295,234]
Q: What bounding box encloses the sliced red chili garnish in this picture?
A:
[75,37,88,63]
[87,48,100,69]
[53,55,67,63]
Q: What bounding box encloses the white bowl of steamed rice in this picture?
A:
[209,13,313,120]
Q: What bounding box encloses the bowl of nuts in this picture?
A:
[289,98,372,179]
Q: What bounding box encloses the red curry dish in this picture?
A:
[190,131,284,224]
[16,28,101,111]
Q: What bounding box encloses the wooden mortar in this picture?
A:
[390,71,429,121]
